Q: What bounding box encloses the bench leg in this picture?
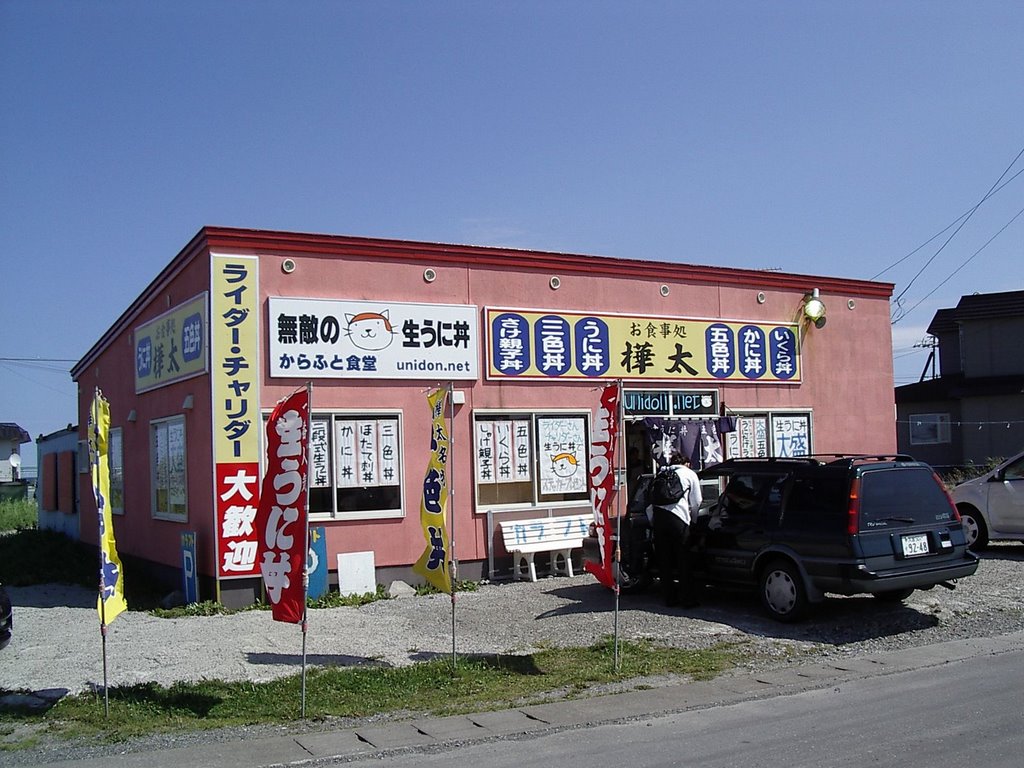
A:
[552,549,575,578]
[514,552,538,582]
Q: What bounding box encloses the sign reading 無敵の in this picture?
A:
[268,297,479,380]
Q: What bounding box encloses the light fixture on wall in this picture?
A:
[802,288,827,329]
[182,394,194,411]
[127,409,137,423]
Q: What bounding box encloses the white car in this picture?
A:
[951,450,1024,549]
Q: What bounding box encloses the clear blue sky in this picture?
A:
[2,1,1022,467]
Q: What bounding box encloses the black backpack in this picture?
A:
[651,466,685,505]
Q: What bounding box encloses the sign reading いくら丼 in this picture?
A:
[268,297,479,380]
[134,293,208,393]
[486,308,800,383]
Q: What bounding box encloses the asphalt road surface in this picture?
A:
[360,648,1024,768]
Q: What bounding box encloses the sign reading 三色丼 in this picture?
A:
[485,308,800,384]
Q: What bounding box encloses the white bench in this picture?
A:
[498,514,592,582]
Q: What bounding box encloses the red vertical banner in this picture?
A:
[256,388,310,623]
[585,382,620,588]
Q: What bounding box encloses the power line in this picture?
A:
[888,144,1024,313]
[896,204,1024,322]
[871,166,1024,281]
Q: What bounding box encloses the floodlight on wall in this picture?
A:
[127,409,137,423]
[802,288,827,329]
[182,394,194,411]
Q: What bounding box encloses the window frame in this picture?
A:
[109,426,125,516]
[725,410,814,459]
[473,409,592,513]
[288,409,406,522]
[150,415,188,522]
[908,413,951,445]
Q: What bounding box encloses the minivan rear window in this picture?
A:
[858,467,956,528]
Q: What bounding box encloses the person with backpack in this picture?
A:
[651,452,703,608]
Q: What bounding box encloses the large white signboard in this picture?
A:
[268,297,479,379]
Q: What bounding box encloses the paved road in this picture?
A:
[27,631,1024,768]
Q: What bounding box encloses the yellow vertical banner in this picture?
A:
[412,388,452,594]
[90,389,127,623]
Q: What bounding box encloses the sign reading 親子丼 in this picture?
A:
[485,308,800,383]
[134,293,208,393]
[267,297,479,380]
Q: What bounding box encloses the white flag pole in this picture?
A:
[613,379,624,673]
[300,382,312,719]
[447,381,458,671]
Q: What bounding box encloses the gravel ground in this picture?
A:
[3,543,1024,762]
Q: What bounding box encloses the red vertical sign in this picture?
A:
[255,388,310,623]
[585,383,620,589]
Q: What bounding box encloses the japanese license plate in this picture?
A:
[901,533,930,557]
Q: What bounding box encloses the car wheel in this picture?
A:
[957,506,988,550]
[874,588,914,602]
[759,559,808,622]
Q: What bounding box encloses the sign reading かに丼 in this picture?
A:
[486,308,800,383]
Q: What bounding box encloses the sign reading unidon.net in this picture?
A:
[268,297,479,380]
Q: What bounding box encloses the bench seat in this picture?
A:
[498,514,592,582]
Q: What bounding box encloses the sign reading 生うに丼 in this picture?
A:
[267,297,478,380]
[486,308,800,383]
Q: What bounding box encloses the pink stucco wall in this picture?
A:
[75,228,895,585]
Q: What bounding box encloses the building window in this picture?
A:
[109,427,124,516]
[306,412,403,520]
[151,416,187,521]
[726,411,813,458]
[909,413,951,445]
[474,412,591,509]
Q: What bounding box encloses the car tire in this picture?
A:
[957,505,989,550]
[759,559,807,622]
[874,588,914,602]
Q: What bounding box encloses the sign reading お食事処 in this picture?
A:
[486,308,800,383]
[134,293,208,393]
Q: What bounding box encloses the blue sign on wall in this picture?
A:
[181,532,198,604]
[307,526,329,600]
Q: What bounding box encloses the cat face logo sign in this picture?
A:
[550,452,579,478]
[345,311,396,351]
[268,296,479,379]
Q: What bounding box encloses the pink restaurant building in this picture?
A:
[70,227,896,605]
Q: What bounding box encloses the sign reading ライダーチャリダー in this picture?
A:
[485,308,800,383]
[267,297,479,380]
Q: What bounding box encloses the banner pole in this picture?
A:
[92,390,111,717]
[613,379,623,673]
[447,381,457,671]
[300,382,312,719]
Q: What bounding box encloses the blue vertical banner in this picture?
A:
[181,532,199,605]
[307,526,329,600]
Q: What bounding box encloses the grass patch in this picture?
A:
[0,499,37,532]
[0,638,751,748]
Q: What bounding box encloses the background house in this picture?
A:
[0,422,31,500]
[895,290,1024,470]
